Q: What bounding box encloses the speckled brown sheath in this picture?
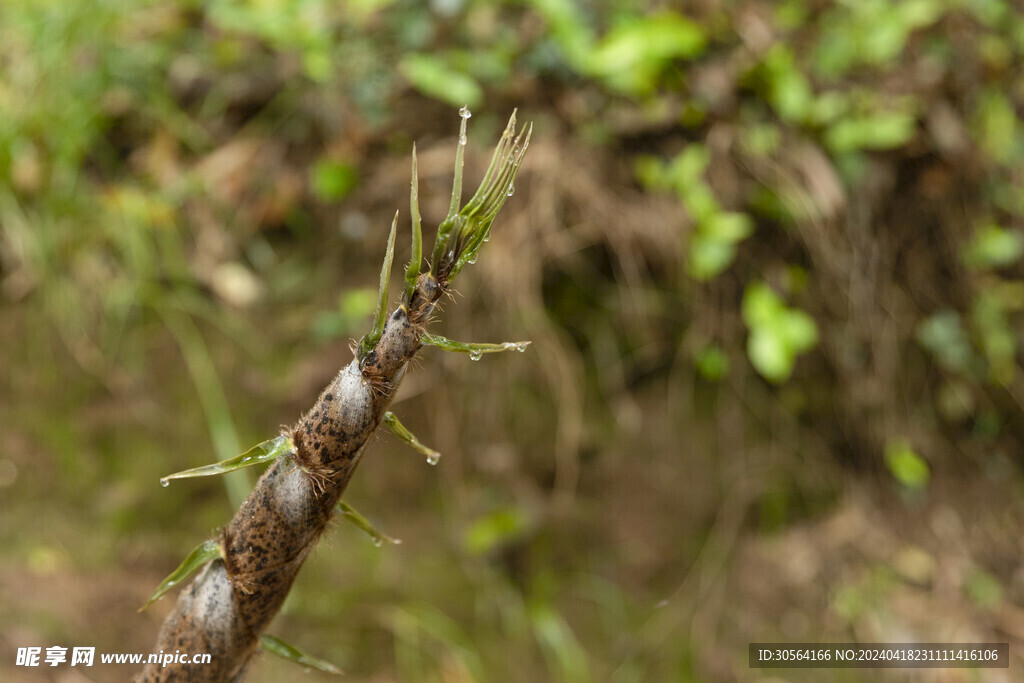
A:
[137,279,440,682]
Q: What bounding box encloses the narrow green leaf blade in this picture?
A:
[405,144,423,302]
[421,333,530,357]
[383,411,441,465]
[139,539,222,611]
[160,435,293,485]
[260,634,344,675]
[358,211,399,361]
[337,500,402,547]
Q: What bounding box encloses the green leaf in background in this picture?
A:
[260,634,343,675]
[963,223,1024,269]
[762,45,813,123]
[884,439,929,490]
[587,12,706,96]
[529,602,591,682]
[915,310,975,373]
[972,291,1017,384]
[825,111,917,152]
[311,159,359,202]
[965,569,1003,610]
[688,233,736,281]
[705,211,754,244]
[695,344,729,381]
[974,89,1019,164]
[464,506,530,555]
[313,288,378,341]
[742,282,819,383]
[398,54,483,109]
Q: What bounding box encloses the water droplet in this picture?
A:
[160,478,170,488]
[506,183,515,197]
[427,453,440,466]
[371,537,383,548]
[483,235,490,242]
[516,345,527,353]
[469,350,483,361]
[459,106,472,119]
[459,134,467,146]
[467,256,477,265]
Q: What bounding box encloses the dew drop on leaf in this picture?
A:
[469,350,483,361]
[160,478,170,488]
[459,106,472,119]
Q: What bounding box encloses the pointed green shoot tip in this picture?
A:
[448,108,470,219]
[383,410,441,465]
[405,145,423,303]
[337,500,402,547]
[139,539,222,611]
[428,110,531,282]
[159,435,293,485]
[261,634,344,675]
[448,117,531,279]
[358,210,399,362]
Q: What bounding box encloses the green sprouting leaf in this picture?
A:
[260,634,343,675]
[337,501,401,547]
[963,224,1024,269]
[160,435,293,485]
[884,439,929,490]
[140,539,222,611]
[383,411,440,465]
[587,12,706,95]
[824,111,917,152]
[464,506,530,555]
[421,332,530,357]
[358,211,398,362]
[431,111,532,281]
[311,159,358,202]
[398,54,483,109]
[406,145,423,302]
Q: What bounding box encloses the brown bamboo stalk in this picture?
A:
[138,112,530,682]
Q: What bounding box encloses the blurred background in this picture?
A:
[2,0,1024,681]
